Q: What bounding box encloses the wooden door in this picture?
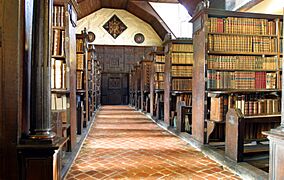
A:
[101,73,129,105]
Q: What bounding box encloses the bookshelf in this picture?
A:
[140,58,152,113]
[50,0,79,176]
[149,47,165,121]
[50,2,78,155]
[51,4,68,143]
[95,59,102,109]
[191,8,282,148]
[87,45,96,117]
[76,29,89,133]
[133,63,142,110]
[129,68,135,107]
[163,38,193,129]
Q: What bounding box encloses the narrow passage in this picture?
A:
[66,106,241,179]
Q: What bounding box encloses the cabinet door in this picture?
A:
[101,73,128,105]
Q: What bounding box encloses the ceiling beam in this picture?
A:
[178,0,201,16]
[78,0,101,19]
[127,1,174,39]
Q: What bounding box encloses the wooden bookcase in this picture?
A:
[133,63,142,110]
[51,1,78,152]
[191,8,282,149]
[87,45,96,117]
[95,59,102,109]
[76,29,89,132]
[140,58,152,113]
[163,39,194,128]
[149,47,165,121]
[129,68,135,107]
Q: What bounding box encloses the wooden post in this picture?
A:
[17,1,67,179]
[225,109,244,162]
[176,101,186,132]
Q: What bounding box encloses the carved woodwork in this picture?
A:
[96,45,151,105]
[226,109,280,162]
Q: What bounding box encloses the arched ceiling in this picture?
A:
[76,0,201,39]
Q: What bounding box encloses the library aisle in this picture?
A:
[66,106,240,179]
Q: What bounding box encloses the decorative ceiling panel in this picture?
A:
[103,15,127,39]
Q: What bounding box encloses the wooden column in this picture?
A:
[176,101,186,132]
[17,1,66,179]
[0,0,27,179]
[164,44,171,126]
[29,0,54,139]
[150,60,155,116]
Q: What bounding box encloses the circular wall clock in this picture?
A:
[134,33,145,44]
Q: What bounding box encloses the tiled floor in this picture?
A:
[66,106,241,180]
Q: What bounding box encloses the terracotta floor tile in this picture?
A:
[65,106,241,180]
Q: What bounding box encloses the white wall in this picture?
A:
[76,8,162,46]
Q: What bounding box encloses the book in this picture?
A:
[210,97,224,122]
[172,79,192,91]
[207,55,277,70]
[76,71,83,89]
[52,29,61,55]
[208,34,277,53]
[208,17,276,35]
[207,70,276,90]
[51,94,67,111]
[77,54,84,70]
[53,6,64,27]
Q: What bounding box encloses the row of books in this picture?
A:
[234,96,280,116]
[53,6,64,27]
[172,79,192,91]
[51,58,66,89]
[155,64,164,72]
[51,94,67,110]
[176,94,192,107]
[52,29,65,56]
[155,82,164,90]
[207,70,277,89]
[172,66,192,77]
[207,55,278,70]
[208,17,276,35]
[210,94,280,122]
[208,35,277,53]
[243,123,278,140]
[88,60,92,71]
[280,21,283,35]
[76,71,84,90]
[171,53,194,64]
[281,38,283,53]
[77,54,84,70]
[76,39,84,52]
[156,55,165,63]
[171,44,193,52]
[154,73,164,81]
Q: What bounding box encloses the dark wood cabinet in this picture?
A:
[102,73,129,105]
[96,45,152,105]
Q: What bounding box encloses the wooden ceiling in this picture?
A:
[77,0,201,39]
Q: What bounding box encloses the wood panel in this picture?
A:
[101,0,128,9]
[178,0,201,16]
[101,73,129,105]
[96,45,152,73]
[0,0,3,178]
[96,45,152,105]
[0,0,26,179]
[66,3,77,151]
[77,0,100,19]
